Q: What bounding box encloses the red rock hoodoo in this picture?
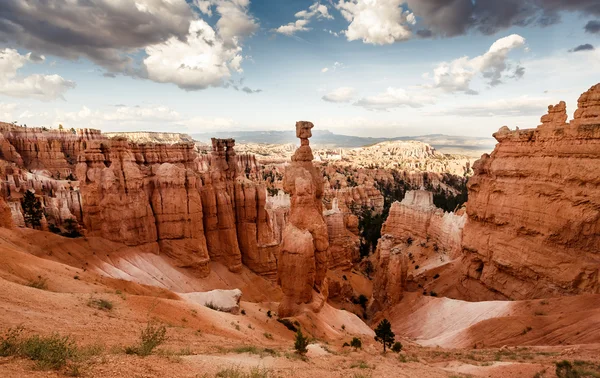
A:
[278,121,330,317]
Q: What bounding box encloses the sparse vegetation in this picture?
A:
[125,322,167,356]
[27,276,48,290]
[87,297,113,311]
[0,327,76,370]
[294,328,309,355]
[350,337,362,349]
[215,366,272,378]
[263,332,273,340]
[277,318,298,332]
[350,360,372,369]
[555,360,600,378]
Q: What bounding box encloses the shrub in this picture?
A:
[391,342,402,353]
[263,332,273,340]
[294,328,308,355]
[342,342,350,347]
[266,310,272,318]
[358,294,368,310]
[0,327,24,357]
[277,318,297,332]
[216,366,272,378]
[350,337,362,349]
[21,333,76,369]
[555,360,576,378]
[374,319,395,353]
[406,237,413,245]
[241,309,246,315]
[125,322,167,356]
[433,273,440,279]
[429,291,438,297]
[87,298,113,311]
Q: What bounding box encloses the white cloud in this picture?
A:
[0,49,75,101]
[353,87,435,110]
[429,34,526,94]
[295,2,334,20]
[142,1,258,90]
[321,61,344,73]
[274,2,333,36]
[274,19,311,36]
[336,0,414,44]
[322,87,357,103]
[143,19,244,90]
[196,0,259,47]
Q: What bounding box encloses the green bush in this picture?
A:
[125,322,167,356]
[21,333,76,369]
[391,341,402,353]
[350,337,362,349]
[294,328,308,355]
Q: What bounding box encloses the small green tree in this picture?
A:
[21,190,43,228]
[294,328,308,355]
[350,337,362,349]
[392,341,402,353]
[374,319,395,353]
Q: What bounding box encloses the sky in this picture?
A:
[0,0,599,138]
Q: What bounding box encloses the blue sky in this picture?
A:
[0,0,598,138]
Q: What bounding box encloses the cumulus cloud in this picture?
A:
[274,19,311,36]
[569,44,595,52]
[0,48,75,101]
[585,20,600,34]
[332,0,600,44]
[143,20,246,90]
[142,0,257,90]
[0,0,258,91]
[407,0,600,37]
[295,2,334,20]
[353,87,435,110]
[274,2,334,36]
[336,0,414,44]
[0,0,194,71]
[322,87,356,103]
[427,34,526,94]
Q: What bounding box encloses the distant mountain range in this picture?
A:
[191,130,496,154]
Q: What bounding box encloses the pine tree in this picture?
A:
[294,328,309,355]
[374,318,395,353]
[21,190,43,228]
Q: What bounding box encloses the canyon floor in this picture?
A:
[1,228,599,378]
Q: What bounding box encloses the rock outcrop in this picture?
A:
[324,199,360,269]
[372,190,466,311]
[278,121,330,317]
[460,84,600,300]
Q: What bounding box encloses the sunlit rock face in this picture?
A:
[459,83,600,300]
[278,121,330,317]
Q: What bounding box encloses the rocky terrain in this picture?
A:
[0,84,600,378]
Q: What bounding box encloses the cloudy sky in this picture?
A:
[0,0,598,138]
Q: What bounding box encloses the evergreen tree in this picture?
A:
[294,328,309,355]
[21,190,43,228]
[374,318,395,353]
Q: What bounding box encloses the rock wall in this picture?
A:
[0,126,281,279]
[278,121,330,317]
[324,199,360,269]
[371,190,466,311]
[460,83,600,300]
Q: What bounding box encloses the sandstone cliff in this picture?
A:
[372,190,466,311]
[460,83,600,300]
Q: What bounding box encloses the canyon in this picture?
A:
[0,84,599,377]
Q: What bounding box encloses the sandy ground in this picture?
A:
[1,227,599,377]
